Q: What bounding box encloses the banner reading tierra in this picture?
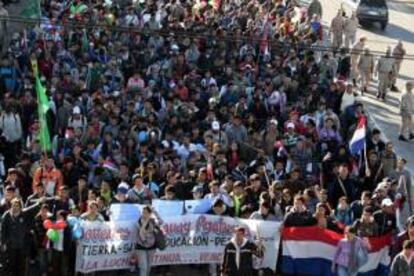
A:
[76,214,282,273]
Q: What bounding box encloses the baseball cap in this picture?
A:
[270,119,278,126]
[73,106,81,115]
[192,185,203,194]
[381,198,394,207]
[287,122,295,129]
[117,182,129,194]
[5,185,16,192]
[132,173,142,181]
[8,168,18,174]
[212,121,220,131]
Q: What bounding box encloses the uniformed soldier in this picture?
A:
[344,12,358,49]
[329,10,344,50]
[350,37,367,86]
[358,48,375,94]
[399,82,414,141]
[376,47,395,101]
[391,41,406,92]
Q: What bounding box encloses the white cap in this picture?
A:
[171,44,180,51]
[270,119,278,126]
[381,198,394,207]
[73,106,81,114]
[376,182,389,191]
[161,140,170,148]
[118,182,129,189]
[212,121,220,131]
[287,122,295,129]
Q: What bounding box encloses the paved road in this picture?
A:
[319,0,414,176]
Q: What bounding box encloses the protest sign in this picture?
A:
[76,215,281,273]
[151,199,184,218]
[184,198,212,214]
[109,203,142,222]
[153,214,281,270]
[75,221,136,273]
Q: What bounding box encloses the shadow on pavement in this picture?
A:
[360,23,414,44]
[397,74,413,81]
[388,1,414,16]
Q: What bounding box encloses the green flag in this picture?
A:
[36,76,51,152]
[20,0,41,19]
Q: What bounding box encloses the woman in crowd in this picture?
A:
[80,201,104,222]
[136,205,162,276]
[332,226,370,276]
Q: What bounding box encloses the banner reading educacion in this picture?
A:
[76,214,282,273]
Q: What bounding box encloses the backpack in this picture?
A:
[154,224,166,250]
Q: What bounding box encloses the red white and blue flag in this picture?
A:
[282,226,391,276]
[349,116,366,155]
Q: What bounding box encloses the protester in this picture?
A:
[32,203,52,276]
[1,197,45,276]
[250,201,279,221]
[136,205,162,276]
[394,218,414,257]
[332,226,370,276]
[80,200,104,222]
[335,196,353,226]
[307,0,323,19]
[284,194,316,227]
[32,158,64,196]
[392,158,413,231]
[390,239,414,276]
[352,206,379,237]
[374,198,397,236]
[221,226,264,276]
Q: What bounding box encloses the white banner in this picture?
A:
[76,215,282,273]
[75,221,137,273]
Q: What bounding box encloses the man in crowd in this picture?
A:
[1,197,45,276]
[376,47,396,101]
[399,82,414,141]
[221,226,264,276]
[329,10,344,50]
[391,41,406,92]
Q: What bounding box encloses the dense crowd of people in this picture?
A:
[0,0,413,275]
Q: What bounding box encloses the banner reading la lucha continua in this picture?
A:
[76,214,282,273]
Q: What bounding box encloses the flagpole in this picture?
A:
[363,119,369,177]
[37,0,41,19]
